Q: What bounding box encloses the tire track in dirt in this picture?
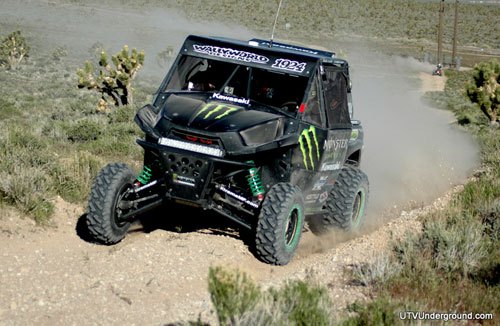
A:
[0,2,479,325]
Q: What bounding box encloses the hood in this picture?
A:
[160,94,281,132]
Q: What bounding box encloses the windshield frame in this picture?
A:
[155,53,316,117]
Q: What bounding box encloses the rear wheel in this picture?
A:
[309,166,369,235]
[86,163,136,244]
[255,183,305,265]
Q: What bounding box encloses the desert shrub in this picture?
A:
[343,297,411,326]
[108,104,136,124]
[156,45,174,69]
[0,129,55,223]
[350,254,402,287]
[269,279,332,326]
[208,266,261,325]
[76,45,145,111]
[466,59,500,125]
[0,98,19,120]
[51,151,104,203]
[51,45,68,62]
[208,266,333,325]
[66,119,103,142]
[0,30,29,69]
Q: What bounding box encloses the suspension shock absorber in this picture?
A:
[246,161,265,201]
[136,165,153,185]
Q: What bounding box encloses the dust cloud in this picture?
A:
[2,1,479,227]
[343,43,479,220]
[0,0,253,82]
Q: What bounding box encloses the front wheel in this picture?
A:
[86,163,136,244]
[255,183,305,265]
[309,166,369,235]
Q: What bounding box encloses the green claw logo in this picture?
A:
[299,126,320,170]
[195,103,241,120]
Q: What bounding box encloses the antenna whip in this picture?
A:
[270,0,284,48]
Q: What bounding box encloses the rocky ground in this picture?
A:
[1,2,476,324]
[0,180,462,325]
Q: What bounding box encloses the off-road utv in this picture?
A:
[86,35,369,265]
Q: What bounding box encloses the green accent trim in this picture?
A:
[299,131,309,169]
[284,203,303,252]
[350,129,359,140]
[298,126,320,170]
[352,188,366,228]
[194,103,215,119]
[309,126,320,160]
[195,103,240,120]
[215,107,239,119]
[204,104,226,119]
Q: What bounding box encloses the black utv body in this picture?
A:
[86,35,369,265]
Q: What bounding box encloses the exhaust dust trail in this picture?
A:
[1,0,479,228]
[0,0,253,82]
[344,44,479,221]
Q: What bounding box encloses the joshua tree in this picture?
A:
[77,45,145,111]
[0,31,30,69]
[466,59,499,125]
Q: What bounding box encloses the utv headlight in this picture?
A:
[240,119,284,146]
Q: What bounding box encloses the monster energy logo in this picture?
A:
[195,103,241,120]
[299,126,320,170]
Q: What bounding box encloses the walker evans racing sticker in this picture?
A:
[194,102,242,120]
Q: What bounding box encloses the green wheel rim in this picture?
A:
[284,204,302,252]
[351,188,366,228]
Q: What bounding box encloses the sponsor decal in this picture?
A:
[320,162,342,171]
[217,185,259,209]
[319,191,329,203]
[299,126,320,170]
[306,194,320,201]
[323,139,348,151]
[271,58,307,73]
[256,41,320,55]
[193,44,269,64]
[350,129,359,141]
[195,103,241,120]
[172,174,196,187]
[312,176,328,191]
[212,93,250,105]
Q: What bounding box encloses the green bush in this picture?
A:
[76,45,145,111]
[0,30,29,69]
[208,266,261,325]
[0,129,54,223]
[51,151,104,203]
[66,119,103,142]
[208,266,333,325]
[343,297,411,326]
[466,59,500,125]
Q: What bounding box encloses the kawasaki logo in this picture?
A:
[195,103,241,120]
[299,126,320,170]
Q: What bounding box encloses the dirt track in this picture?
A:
[0,182,463,325]
[0,1,478,325]
[0,72,471,325]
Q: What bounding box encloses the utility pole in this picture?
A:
[451,0,459,69]
[437,0,445,65]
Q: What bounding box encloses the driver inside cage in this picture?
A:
[187,60,216,91]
